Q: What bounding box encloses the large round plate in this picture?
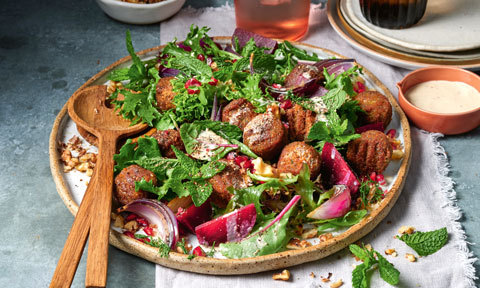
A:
[327,0,480,70]
[49,37,411,275]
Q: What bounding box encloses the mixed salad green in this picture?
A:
[108,25,391,259]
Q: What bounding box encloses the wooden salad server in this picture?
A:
[51,85,147,287]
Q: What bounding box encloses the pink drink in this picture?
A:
[234,0,310,41]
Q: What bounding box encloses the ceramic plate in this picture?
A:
[327,0,480,70]
[345,0,480,52]
[49,38,411,275]
[340,0,480,60]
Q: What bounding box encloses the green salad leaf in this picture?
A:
[398,227,448,256]
[315,210,367,233]
[219,201,296,258]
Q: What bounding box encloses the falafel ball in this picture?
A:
[114,164,157,206]
[277,141,321,179]
[155,76,176,111]
[285,104,317,141]
[151,129,185,159]
[284,64,323,88]
[243,112,288,161]
[208,159,252,208]
[346,130,392,175]
[355,91,392,128]
[222,98,258,131]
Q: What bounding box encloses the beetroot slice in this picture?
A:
[321,142,360,194]
[232,28,277,54]
[176,201,212,233]
[355,122,384,134]
[195,203,257,246]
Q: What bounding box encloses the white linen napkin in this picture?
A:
[156,4,477,287]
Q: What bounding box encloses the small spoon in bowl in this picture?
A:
[60,85,147,287]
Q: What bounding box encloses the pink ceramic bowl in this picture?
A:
[397,66,480,135]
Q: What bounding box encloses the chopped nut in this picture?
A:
[392,251,398,257]
[330,279,343,288]
[286,238,312,250]
[321,272,332,282]
[309,272,316,278]
[301,228,318,239]
[385,248,396,255]
[392,149,404,160]
[113,214,125,228]
[75,162,89,172]
[63,166,74,173]
[107,80,118,94]
[398,226,415,235]
[364,244,372,251]
[185,243,193,252]
[272,270,290,281]
[176,246,185,254]
[124,220,139,232]
[86,168,94,177]
[319,233,333,242]
[405,253,416,262]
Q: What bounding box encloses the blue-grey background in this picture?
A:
[0,0,477,287]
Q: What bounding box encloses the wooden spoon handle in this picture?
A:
[50,171,97,288]
[85,133,116,288]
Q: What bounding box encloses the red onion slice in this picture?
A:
[118,199,179,248]
[306,185,351,220]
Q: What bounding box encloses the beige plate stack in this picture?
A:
[328,0,480,70]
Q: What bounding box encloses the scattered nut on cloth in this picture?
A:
[155,4,477,288]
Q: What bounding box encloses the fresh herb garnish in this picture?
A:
[349,244,400,288]
[134,234,171,258]
[177,238,189,255]
[397,227,448,256]
[307,111,360,150]
[358,179,383,208]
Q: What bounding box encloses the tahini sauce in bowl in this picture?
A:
[405,80,480,114]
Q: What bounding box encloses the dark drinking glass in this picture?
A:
[359,0,428,29]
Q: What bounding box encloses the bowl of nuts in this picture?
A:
[95,0,185,25]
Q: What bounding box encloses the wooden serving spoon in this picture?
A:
[50,85,147,288]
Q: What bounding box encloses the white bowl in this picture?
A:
[95,0,185,24]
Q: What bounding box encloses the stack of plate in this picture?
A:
[327,0,480,70]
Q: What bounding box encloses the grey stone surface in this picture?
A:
[0,0,477,287]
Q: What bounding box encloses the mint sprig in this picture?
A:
[349,244,400,288]
[398,227,448,256]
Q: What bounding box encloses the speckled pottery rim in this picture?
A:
[49,37,412,275]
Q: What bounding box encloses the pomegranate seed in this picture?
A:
[279,99,293,109]
[208,77,218,86]
[376,174,386,185]
[196,54,205,61]
[136,217,149,227]
[258,181,266,184]
[242,159,254,171]
[353,81,366,93]
[386,129,397,138]
[144,226,154,236]
[187,89,200,95]
[282,122,289,129]
[123,231,135,238]
[192,246,206,257]
[125,213,138,222]
[272,83,282,89]
[234,155,249,166]
[232,59,237,63]
[277,95,285,102]
[369,172,377,182]
[185,78,202,89]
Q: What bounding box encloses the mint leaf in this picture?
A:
[349,244,369,262]
[186,179,213,207]
[376,252,400,285]
[352,262,369,288]
[398,227,448,256]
